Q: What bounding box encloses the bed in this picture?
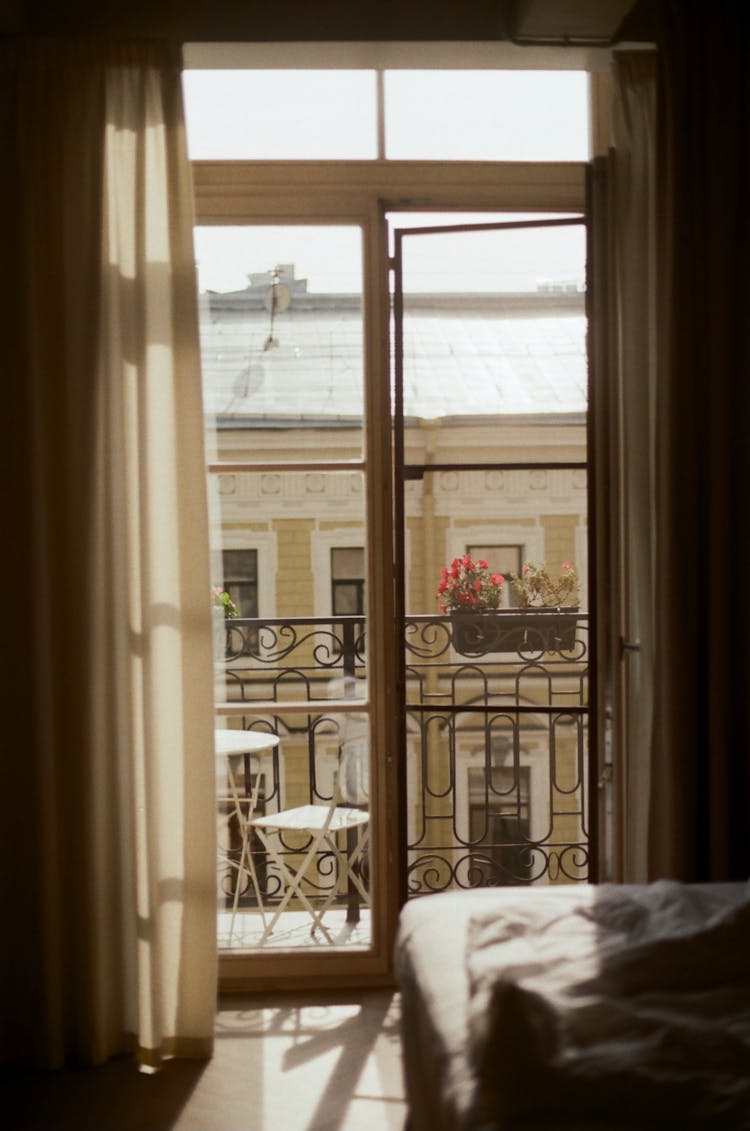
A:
[395,882,750,1131]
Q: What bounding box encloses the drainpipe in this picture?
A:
[421,419,440,616]
[419,421,452,861]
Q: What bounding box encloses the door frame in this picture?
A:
[390,212,596,902]
[192,159,589,991]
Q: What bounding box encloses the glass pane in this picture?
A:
[197,226,364,462]
[405,468,588,618]
[332,582,362,616]
[223,548,258,582]
[221,548,258,619]
[405,709,589,892]
[402,473,589,891]
[394,218,586,427]
[332,547,365,578]
[385,70,589,160]
[394,216,591,894]
[467,544,524,607]
[211,471,371,952]
[215,706,372,950]
[183,70,378,159]
[209,470,366,623]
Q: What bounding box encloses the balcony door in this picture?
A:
[199,221,398,983]
[192,158,591,989]
[390,215,596,898]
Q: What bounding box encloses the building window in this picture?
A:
[468,763,532,886]
[331,547,365,616]
[222,548,258,618]
[468,543,524,608]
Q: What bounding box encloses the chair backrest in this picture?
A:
[327,674,370,806]
[339,734,369,805]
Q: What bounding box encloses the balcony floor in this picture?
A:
[218,907,372,951]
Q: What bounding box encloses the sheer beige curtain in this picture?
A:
[0,39,216,1069]
[610,51,658,882]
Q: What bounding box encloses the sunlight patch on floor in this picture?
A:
[173,991,406,1131]
[218,908,373,951]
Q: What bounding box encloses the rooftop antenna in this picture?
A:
[263,266,291,350]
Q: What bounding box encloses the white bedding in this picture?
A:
[466,882,750,1128]
[395,883,750,1131]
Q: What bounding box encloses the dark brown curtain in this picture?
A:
[649,2,750,879]
[609,51,658,884]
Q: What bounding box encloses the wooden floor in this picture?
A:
[7,989,407,1131]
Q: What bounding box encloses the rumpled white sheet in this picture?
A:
[466,882,750,1128]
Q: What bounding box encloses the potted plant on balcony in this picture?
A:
[212,585,238,659]
[435,555,506,655]
[506,561,581,652]
[509,561,579,611]
[435,557,580,655]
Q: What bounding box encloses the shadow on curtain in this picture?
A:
[0,38,217,1070]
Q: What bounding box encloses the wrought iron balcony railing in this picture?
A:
[215,611,589,915]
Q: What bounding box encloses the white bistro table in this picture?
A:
[215,727,280,761]
[215,727,280,943]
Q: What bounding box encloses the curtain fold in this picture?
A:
[648,2,750,881]
[610,51,658,882]
[609,12,750,883]
[1,38,216,1069]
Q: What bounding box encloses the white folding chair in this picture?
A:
[250,772,369,945]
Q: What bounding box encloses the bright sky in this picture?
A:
[193,218,586,296]
[186,70,589,295]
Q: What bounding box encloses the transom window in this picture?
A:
[183,68,589,161]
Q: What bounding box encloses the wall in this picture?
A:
[11,0,654,42]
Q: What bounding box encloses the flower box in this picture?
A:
[451,608,580,656]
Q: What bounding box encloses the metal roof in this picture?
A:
[199,286,587,424]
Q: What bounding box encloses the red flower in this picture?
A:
[436,555,507,612]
